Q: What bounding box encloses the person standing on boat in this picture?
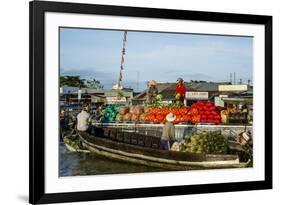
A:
[77,105,92,132]
[146,80,158,104]
[160,113,176,150]
[175,77,186,104]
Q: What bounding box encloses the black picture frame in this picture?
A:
[29,0,272,204]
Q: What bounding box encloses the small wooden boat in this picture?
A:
[63,135,90,153]
[78,130,251,171]
[64,143,90,153]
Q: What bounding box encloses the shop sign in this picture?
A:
[215,97,223,107]
[186,92,208,100]
[218,84,248,91]
[106,97,126,104]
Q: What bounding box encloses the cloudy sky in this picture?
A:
[60,27,253,92]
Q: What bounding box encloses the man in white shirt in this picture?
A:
[77,106,91,132]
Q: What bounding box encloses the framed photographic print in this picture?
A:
[29,0,272,204]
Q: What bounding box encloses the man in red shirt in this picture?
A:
[175,78,186,104]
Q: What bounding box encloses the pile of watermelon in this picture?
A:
[191,101,221,124]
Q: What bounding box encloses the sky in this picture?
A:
[60,27,253,92]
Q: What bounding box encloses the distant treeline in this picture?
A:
[60,75,104,89]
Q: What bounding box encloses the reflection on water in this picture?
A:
[59,142,166,177]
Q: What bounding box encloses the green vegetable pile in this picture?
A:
[147,94,164,108]
[181,131,228,154]
[101,104,121,122]
[64,136,82,150]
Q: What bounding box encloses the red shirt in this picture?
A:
[176,84,186,95]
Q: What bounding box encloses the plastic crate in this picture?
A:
[138,134,145,146]
[116,130,124,142]
[131,134,138,145]
[109,129,117,141]
[144,135,152,148]
[123,132,131,144]
[103,128,110,137]
[151,136,160,149]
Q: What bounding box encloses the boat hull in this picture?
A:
[78,132,250,171]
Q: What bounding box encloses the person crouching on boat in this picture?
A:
[77,105,92,133]
[160,113,176,150]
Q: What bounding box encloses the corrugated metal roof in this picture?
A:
[133,82,223,101]
[189,82,218,92]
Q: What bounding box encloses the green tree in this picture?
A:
[60,76,86,88]
[83,78,104,89]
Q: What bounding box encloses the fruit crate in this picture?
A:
[103,128,110,137]
[116,130,124,142]
[151,136,160,149]
[137,134,145,146]
[109,128,117,141]
[131,134,138,145]
[144,135,152,148]
[123,132,131,144]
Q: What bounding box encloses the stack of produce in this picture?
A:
[142,105,200,124]
[142,102,220,124]
[112,101,221,124]
[147,94,164,108]
[144,106,169,123]
[101,104,121,122]
[116,105,146,122]
[171,106,199,124]
[191,101,221,124]
[179,131,228,154]
[63,136,82,150]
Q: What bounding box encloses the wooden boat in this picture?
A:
[78,130,251,171]
[64,143,90,153]
[63,135,90,153]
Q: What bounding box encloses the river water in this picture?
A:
[59,142,166,177]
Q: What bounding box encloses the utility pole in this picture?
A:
[137,71,139,92]
[230,73,233,84]
[233,72,236,85]
[116,31,127,89]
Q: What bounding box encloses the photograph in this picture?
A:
[59,27,254,177]
[29,1,272,203]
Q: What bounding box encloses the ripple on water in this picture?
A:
[59,142,166,177]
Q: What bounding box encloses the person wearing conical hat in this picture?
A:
[146,80,158,104]
[160,113,177,150]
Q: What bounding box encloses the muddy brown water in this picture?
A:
[59,142,166,176]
